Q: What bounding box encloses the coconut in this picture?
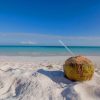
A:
[63,55,94,81]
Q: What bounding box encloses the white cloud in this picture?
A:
[0,32,100,46]
[0,32,100,40]
[20,41,37,45]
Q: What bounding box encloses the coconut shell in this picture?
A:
[63,55,94,81]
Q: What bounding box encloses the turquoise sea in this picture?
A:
[0,46,100,56]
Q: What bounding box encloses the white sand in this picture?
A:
[0,56,100,100]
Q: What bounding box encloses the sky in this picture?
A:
[0,0,100,46]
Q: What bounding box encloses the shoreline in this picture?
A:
[0,55,99,62]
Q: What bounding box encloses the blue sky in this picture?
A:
[0,0,100,46]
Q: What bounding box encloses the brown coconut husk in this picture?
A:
[63,55,94,81]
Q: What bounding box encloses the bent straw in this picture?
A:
[59,40,75,56]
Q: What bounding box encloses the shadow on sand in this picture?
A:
[37,69,79,100]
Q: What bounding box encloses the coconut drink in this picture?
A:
[59,40,94,81]
[63,55,94,81]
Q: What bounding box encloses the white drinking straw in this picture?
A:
[59,40,75,56]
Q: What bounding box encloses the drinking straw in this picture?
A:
[59,40,75,56]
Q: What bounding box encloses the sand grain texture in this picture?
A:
[0,56,99,100]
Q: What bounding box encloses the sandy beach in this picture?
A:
[0,56,99,100]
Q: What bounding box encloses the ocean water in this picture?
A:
[0,46,100,56]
